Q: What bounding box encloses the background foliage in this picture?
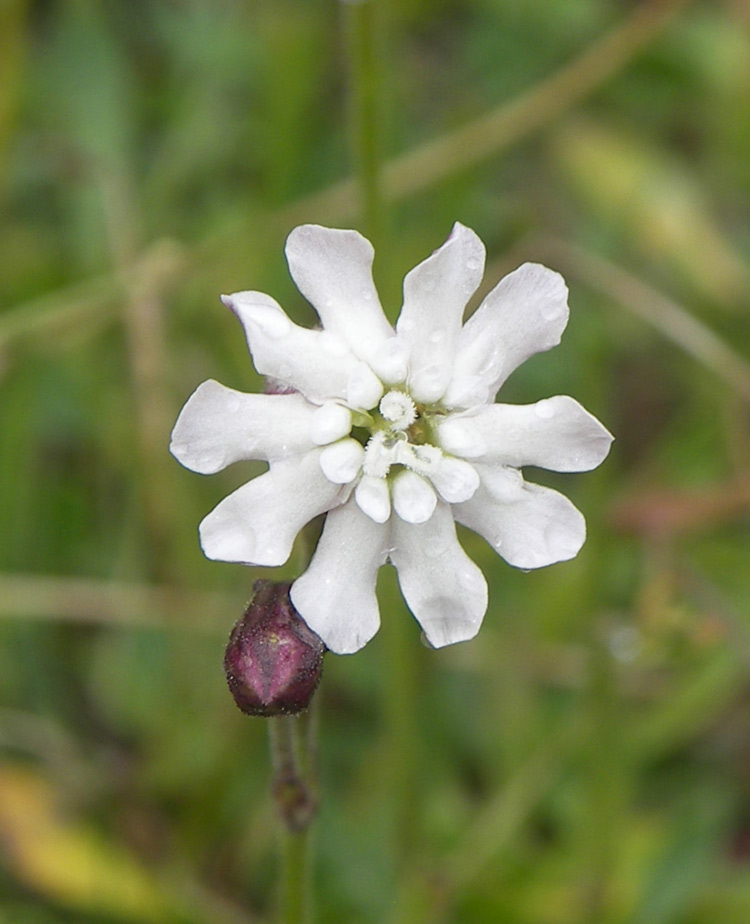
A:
[2,0,750,921]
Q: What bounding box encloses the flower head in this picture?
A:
[171,223,613,654]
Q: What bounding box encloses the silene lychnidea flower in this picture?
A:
[171,223,613,654]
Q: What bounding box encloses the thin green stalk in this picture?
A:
[268,715,317,924]
[380,573,420,865]
[343,0,418,877]
[343,0,386,254]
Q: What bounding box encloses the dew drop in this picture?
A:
[539,298,565,321]
[398,317,416,334]
[534,399,556,419]
[467,256,481,271]
[429,328,445,344]
[226,395,241,413]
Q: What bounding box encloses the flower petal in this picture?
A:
[199,451,346,566]
[392,470,437,524]
[355,474,391,523]
[397,223,486,403]
[390,502,487,647]
[430,456,480,504]
[444,263,569,407]
[226,291,356,402]
[467,397,614,472]
[291,501,389,654]
[310,402,353,445]
[319,438,364,484]
[454,465,586,569]
[285,225,393,363]
[170,379,317,474]
[347,361,384,410]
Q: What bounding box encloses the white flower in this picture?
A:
[170,223,613,654]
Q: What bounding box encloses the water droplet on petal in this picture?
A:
[540,298,565,321]
[398,317,416,334]
[371,338,409,384]
[534,399,556,419]
[347,362,384,410]
[429,328,445,344]
[226,395,241,413]
[410,364,445,403]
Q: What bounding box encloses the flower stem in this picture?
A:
[268,712,318,924]
[343,0,386,254]
[343,0,420,878]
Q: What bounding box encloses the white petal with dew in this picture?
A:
[291,501,389,654]
[467,397,614,472]
[369,337,409,385]
[390,502,487,648]
[355,474,391,523]
[435,416,487,459]
[454,464,586,569]
[430,456,480,504]
[347,361,384,410]
[227,291,356,402]
[319,439,365,484]
[199,451,344,566]
[392,470,437,524]
[398,223,486,403]
[310,402,353,445]
[285,225,393,363]
[170,380,316,473]
[444,263,569,407]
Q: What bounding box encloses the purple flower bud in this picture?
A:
[224,581,325,717]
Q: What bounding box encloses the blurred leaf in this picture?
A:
[553,119,749,306]
[0,0,28,189]
[0,764,168,921]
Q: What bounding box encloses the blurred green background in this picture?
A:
[2,0,750,921]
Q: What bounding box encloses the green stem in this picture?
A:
[268,715,317,924]
[344,0,418,876]
[379,569,421,871]
[344,0,386,254]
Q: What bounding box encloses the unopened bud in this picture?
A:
[224,581,325,717]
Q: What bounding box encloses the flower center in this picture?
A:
[317,385,480,524]
[379,390,417,430]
